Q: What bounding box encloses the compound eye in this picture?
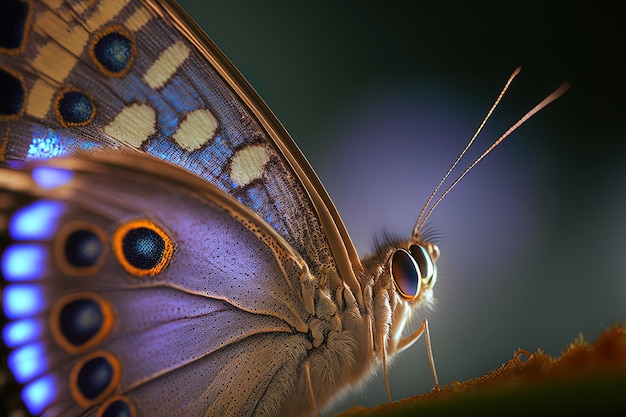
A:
[391,249,421,299]
[410,244,436,285]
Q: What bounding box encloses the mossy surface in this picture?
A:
[337,326,626,416]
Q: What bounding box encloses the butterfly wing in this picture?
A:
[1,152,315,416]
[0,1,372,415]
[0,0,361,292]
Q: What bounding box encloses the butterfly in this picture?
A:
[0,0,567,416]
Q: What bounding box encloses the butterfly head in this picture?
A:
[362,233,440,355]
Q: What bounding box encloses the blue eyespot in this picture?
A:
[64,229,104,268]
[0,0,31,51]
[55,89,96,127]
[60,298,104,346]
[77,355,113,400]
[391,249,421,299]
[113,219,174,277]
[123,228,165,269]
[56,223,107,276]
[0,67,25,117]
[91,27,135,76]
[51,293,113,353]
[99,397,136,417]
[71,352,120,407]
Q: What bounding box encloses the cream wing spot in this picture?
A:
[85,0,131,31]
[71,0,92,15]
[125,7,152,32]
[143,41,190,89]
[172,109,218,151]
[27,79,56,119]
[230,145,270,187]
[41,0,63,8]
[34,11,89,56]
[104,104,156,148]
[32,43,78,84]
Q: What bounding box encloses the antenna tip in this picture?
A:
[552,82,571,100]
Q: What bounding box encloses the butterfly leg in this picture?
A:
[396,318,440,389]
[304,361,320,417]
[380,333,393,404]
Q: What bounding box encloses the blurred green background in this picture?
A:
[177,0,625,413]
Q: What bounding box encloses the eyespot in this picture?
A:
[0,67,25,119]
[391,249,421,299]
[54,87,96,127]
[0,0,32,54]
[70,351,121,408]
[56,222,107,276]
[410,244,437,286]
[98,396,137,417]
[90,26,135,77]
[51,293,114,354]
[113,219,174,277]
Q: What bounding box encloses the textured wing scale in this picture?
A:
[0,153,314,416]
[0,0,343,278]
[0,0,374,415]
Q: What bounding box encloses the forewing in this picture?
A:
[0,0,359,284]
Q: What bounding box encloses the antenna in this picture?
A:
[413,72,569,237]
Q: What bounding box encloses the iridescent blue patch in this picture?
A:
[27,129,67,159]
[2,318,43,347]
[8,342,47,383]
[57,90,95,126]
[2,284,45,318]
[22,375,55,415]
[2,244,46,281]
[27,125,102,161]
[93,30,133,75]
[9,200,64,240]
[31,166,74,189]
[0,0,31,51]
[0,67,24,116]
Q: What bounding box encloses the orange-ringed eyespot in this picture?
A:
[113,219,173,277]
[51,293,114,354]
[56,222,107,276]
[70,351,121,407]
[0,67,25,117]
[391,248,421,299]
[90,26,135,77]
[98,396,136,417]
[0,0,32,53]
[54,87,96,127]
[65,229,103,267]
